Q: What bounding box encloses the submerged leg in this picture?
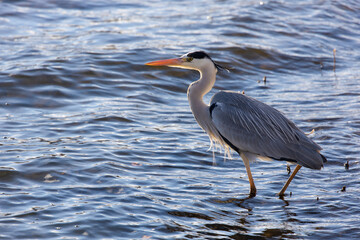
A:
[278,164,302,196]
[240,153,257,197]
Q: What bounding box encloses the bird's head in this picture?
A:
[145,51,227,72]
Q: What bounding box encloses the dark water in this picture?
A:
[1,0,360,239]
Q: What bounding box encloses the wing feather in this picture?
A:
[210,91,326,169]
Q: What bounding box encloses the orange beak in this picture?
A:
[145,58,182,67]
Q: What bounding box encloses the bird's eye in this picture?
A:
[186,57,194,62]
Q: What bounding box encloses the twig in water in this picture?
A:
[287,165,291,175]
[333,48,336,72]
[257,76,267,84]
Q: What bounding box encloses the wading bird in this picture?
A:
[146,51,326,197]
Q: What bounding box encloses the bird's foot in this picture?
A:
[249,188,257,198]
[276,191,285,199]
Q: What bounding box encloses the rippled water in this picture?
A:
[1,0,360,239]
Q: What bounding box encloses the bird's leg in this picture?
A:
[278,164,302,196]
[240,153,256,197]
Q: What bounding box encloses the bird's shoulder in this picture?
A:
[210,90,278,115]
[210,90,248,104]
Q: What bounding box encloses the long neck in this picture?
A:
[187,65,217,110]
[187,64,222,146]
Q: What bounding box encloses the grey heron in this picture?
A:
[146,51,326,197]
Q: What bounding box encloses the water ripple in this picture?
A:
[0,0,360,239]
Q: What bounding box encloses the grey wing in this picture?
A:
[210,91,326,169]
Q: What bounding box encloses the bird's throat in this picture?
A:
[187,66,217,130]
[187,66,216,104]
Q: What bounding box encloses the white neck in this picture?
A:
[186,63,224,150]
[187,64,217,134]
[187,64,217,110]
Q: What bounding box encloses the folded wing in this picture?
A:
[210,91,326,169]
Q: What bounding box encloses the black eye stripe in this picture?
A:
[185,51,229,72]
[187,51,209,59]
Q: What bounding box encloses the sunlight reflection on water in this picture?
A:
[0,0,359,239]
